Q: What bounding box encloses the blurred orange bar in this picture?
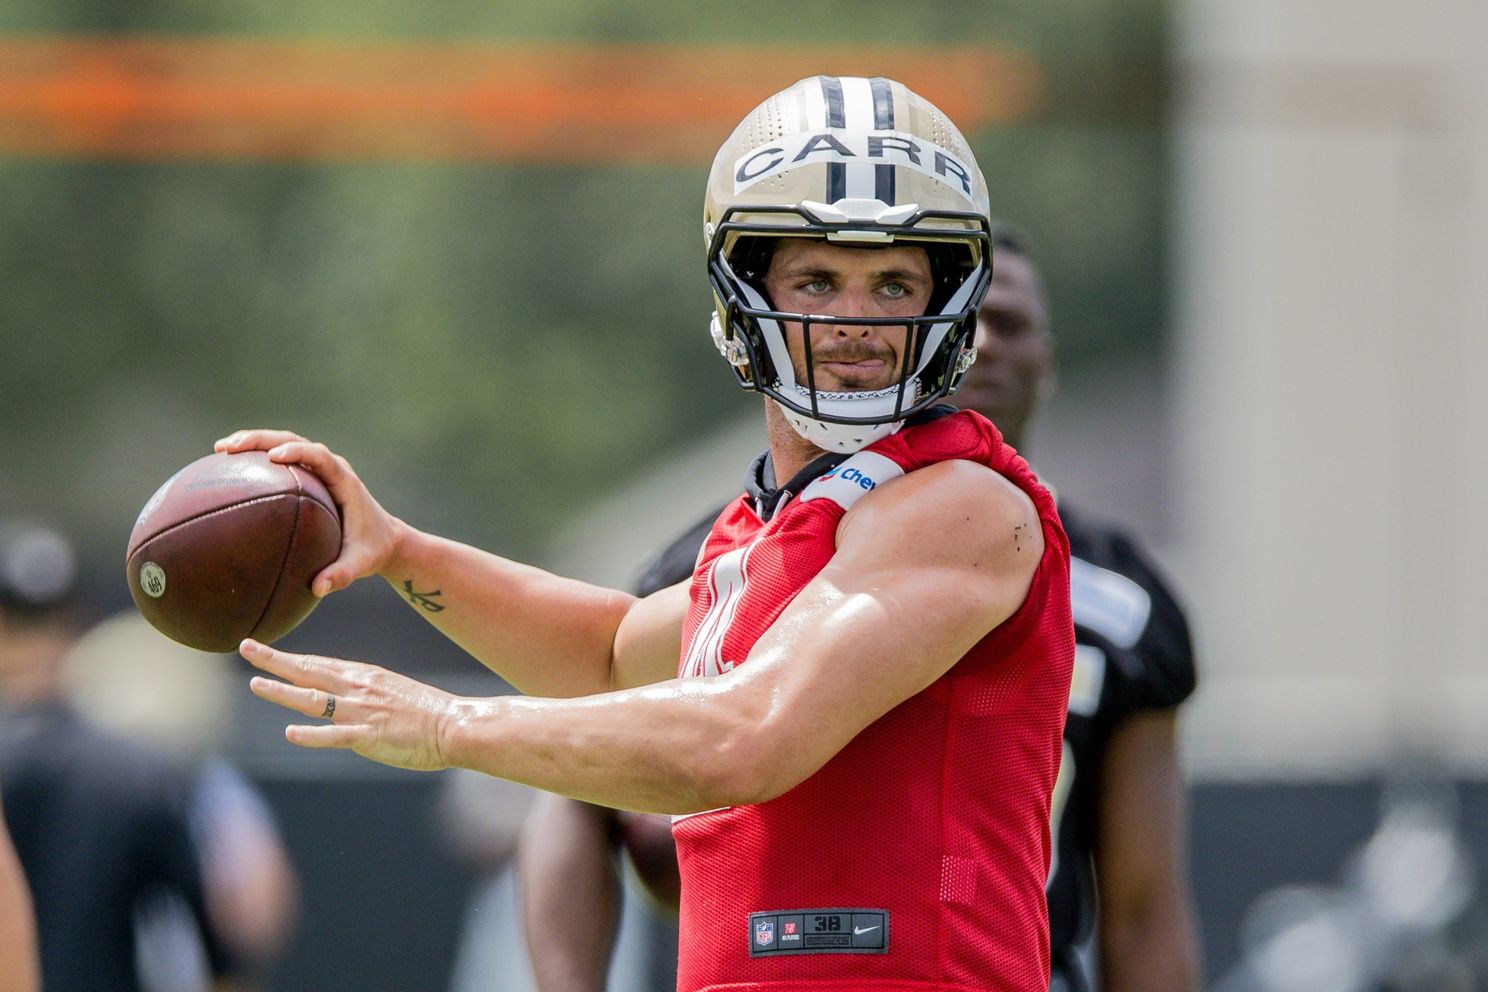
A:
[0,36,1040,163]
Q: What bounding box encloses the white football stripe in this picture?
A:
[681,544,752,678]
[802,76,827,132]
[840,77,878,199]
[1069,556,1152,649]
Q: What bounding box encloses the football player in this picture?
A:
[519,228,1201,992]
[961,228,1201,992]
[0,523,238,991]
[226,76,1075,991]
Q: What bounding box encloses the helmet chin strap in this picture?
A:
[774,399,907,454]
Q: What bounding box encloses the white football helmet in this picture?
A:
[705,75,993,453]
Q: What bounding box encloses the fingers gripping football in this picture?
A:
[214,429,404,596]
[242,639,454,772]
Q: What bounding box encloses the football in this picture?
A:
[125,451,342,653]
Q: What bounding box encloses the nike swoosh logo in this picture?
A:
[853,925,880,935]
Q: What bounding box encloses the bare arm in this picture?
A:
[375,532,687,696]
[517,795,622,992]
[243,458,1043,814]
[1094,708,1202,992]
[214,430,683,695]
[0,797,38,992]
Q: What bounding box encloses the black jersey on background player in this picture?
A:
[630,491,1196,992]
[0,521,237,992]
[0,704,233,992]
[1045,501,1197,992]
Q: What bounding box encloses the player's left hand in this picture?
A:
[242,639,456,772]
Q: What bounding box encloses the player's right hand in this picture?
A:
[213,429,406,598]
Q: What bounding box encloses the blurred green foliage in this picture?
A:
[0,0,1168,593]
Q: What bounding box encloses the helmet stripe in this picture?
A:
[839,77,879,200]
[819,76,847,203]
[869,77,897,204]
[820,75,846,126]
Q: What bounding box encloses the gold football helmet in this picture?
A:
[705,75,993,452]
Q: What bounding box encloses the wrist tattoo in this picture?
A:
[402,580,447,613]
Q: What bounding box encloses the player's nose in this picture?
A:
[827,288,875,334]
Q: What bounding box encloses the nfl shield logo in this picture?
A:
[755,919,774,946]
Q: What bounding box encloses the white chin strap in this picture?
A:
[776,399,905,453]
[773,383,910,455]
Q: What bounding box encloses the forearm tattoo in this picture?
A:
[401,580,447,613]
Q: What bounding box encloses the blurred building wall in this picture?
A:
[1172,0,1488,776]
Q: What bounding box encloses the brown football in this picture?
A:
[125,451,342,653]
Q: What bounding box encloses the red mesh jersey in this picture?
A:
[673,410,1075,992]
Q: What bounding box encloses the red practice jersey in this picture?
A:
[672,409,1075,992]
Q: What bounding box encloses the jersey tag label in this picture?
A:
[747,908,888,956]
[796,451,904,511]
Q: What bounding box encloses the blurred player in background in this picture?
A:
[517,229,1201,992]
[0,521,296,992]
[224,75,1076,991]
[960,228,1201,992]
[184,758,299,989]
[62,612,302,992]
[0,794,38,992]
[436,771,538,992]
[0,520,220,992]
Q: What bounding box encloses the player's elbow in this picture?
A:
[681,742,777,810]
[693,715,824,809]
[692,766,792,810]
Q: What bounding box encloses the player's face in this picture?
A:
[958,251,1052,446]
[762,240,932,394]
